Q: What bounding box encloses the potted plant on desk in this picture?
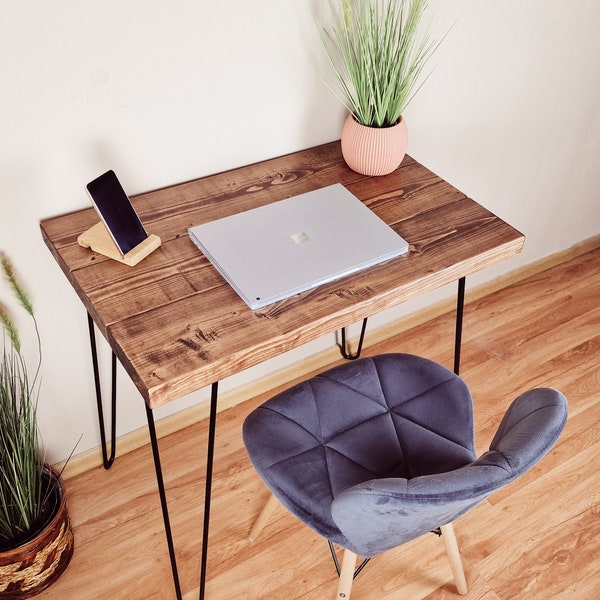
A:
[319,0,439,176]
[0,253,74,598]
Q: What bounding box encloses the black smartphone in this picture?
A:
[85,170,148,255]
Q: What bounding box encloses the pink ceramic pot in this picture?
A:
[341,113,408,176]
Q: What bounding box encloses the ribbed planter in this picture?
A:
[0,467,74,598]
[341,113,408,176]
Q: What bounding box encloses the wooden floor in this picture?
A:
[39,247,600,599]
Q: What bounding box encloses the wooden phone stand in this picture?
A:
[77,222,161,267]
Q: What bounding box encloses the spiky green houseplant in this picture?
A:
[0,253,48,550]
[320,0,437,128]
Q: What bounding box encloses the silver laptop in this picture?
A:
[188,183,409,309]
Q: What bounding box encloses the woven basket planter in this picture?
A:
[0,467,74,598]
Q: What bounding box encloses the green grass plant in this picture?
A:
[320,0,438,128]
[0,253,45,550]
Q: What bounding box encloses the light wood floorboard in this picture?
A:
[38,247,600,599]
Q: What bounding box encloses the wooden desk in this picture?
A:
[40,142,524,598]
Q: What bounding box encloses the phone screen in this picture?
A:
[86,170,148,255]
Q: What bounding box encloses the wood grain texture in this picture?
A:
[40,142,523,407]
[36,246,600,599]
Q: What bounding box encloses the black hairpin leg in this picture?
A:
[146,380,219,600]
[87,312,117,470]
[453,277,466,376]
[88,309,180,597]
[146,404,183,600]
[339,317,369,360]
[199,381,219,600]
[88,305,220,599]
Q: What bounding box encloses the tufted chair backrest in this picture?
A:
[243,354,479,549]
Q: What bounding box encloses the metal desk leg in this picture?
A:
[144,381,219,600]
[87,313,117,469]
[88,312,181,597]
[339,317,369,360]
[454,277,466,375]
[199,381,219,600]
[146,404,183,600]
[88,307,219,599]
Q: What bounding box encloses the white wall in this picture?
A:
[2,0,599,464]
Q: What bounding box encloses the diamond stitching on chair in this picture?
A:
[258,356,474,504]
[245,354,478,543]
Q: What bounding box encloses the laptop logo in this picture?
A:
[291,231,311,245]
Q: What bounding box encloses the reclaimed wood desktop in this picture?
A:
[40,142,524,599]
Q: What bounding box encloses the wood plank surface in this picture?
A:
[40,143,523,407]
[35,245,600,600]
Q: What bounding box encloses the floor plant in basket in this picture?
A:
[0,253,74,598]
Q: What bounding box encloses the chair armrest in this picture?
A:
[331,388,567,557]
[485,387,568,478]
[331,465,503,557]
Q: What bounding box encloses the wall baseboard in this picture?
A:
[59,234,600,479]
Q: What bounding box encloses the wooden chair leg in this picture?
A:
[440,523,468,595]
[248,493,280,541]
[336,549,357,599]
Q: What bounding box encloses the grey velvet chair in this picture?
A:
[243,353,568,599]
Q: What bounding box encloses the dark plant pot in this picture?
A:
[0,466,74,598]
